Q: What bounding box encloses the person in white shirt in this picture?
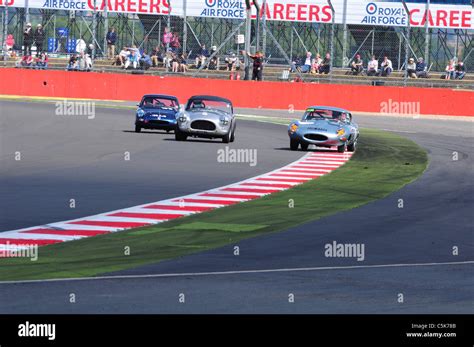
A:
[300,51,312,73]
[379,56,393,76]
[367,55,379,76]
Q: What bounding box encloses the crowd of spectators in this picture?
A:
[291,52,331,74]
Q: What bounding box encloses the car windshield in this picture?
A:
[141,97,178,109]
[303,109,349,122]
[187,99,231,114]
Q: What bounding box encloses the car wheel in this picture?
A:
[222,131,231,143]
[347,141,357,152]
[175,129,187,141]
[300,143,309,151]
[135,125,141,133]
[230,123,236,142]
[337,144,346,153]
[290,139,299,151]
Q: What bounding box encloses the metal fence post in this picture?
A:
[262,0,267,54]
[2,0,8,57]
[182,0,187,53]
[103,0,108,59]
[424,0,430,65]
[92,0,97,60]
[401,0,410,86]
[244,5,251,80]
[341,0,348,67]
[327,0,335,78]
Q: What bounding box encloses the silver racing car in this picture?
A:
[288,106,359,153]
[175,95,236,143]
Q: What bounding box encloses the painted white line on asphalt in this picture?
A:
[1,260,472,285]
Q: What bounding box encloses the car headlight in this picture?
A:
[220,117,230,125]
[137,109,145,118]
[289,123,298,134]
[178,115,188,123]
[336,128,345,136]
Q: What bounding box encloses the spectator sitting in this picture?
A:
[415,57,428,78]
[179,53,188,73]
[350,54,363,75]
[34,52,48,69]
[16,54,33,68]
[300,52,312,73]
[207,46,219,70]
[67,54,78,70]
[139,51,152,70]
[445,60,455,80]
[310,53,322,74]
[124,50,139,69]
[454,61,466,80]
[114,47,130,67]
[367,55,378,76]
[150,46,163,67]
[406,57,417,78]
[379,56,393,76]
[195,44,209,68]
[127,45,141,60]
[225,53,239,71]
[5,34,15,51]
[318,52,331,74]
[78,51,92,71]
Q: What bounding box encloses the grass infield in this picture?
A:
[0,128,428,281]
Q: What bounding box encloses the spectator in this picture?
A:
[127,45,141,60]
[23,23,33,56]
[350,54,363,75]
[179,53,188,73]
[406,57,417,78]
[16,54,33,68]
[140,51,152,70]
[454,61,466,80]
[318,52,331,74]
[445,60,455,80]
[300,52,312,73]
[34,52,48,69]
[163,50,174,71]
[67,54,78,70]
[207,46,219,70]
[246,50,264,81]
[415,57,428,78]
[150,46,163,67]
[106,27,117,60]
[124,50,138,69]
[162,27,173,48]
[310,53,323,74]
[3,34,15,58]
[367,55,378,76]
[170,33,181,52]
[195,44,209,68]
[114,47,130,67]
[78,51,92,71]
[379,56,393,76]
[34,24,45,55]
[225,53,239,71]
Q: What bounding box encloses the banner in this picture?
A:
[0,0,472,29]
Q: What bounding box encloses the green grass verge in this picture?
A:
[0,128,428,281]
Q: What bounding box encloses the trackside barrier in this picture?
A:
[0,69,472,116]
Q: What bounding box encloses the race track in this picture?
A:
[0,101,472,313]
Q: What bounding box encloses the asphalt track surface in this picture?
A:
[0,101,473,313]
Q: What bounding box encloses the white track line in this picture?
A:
[0,260,472,285]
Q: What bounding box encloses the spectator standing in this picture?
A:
[162,27,172,48]
[319,52,331,74]
[406,57,417,78]
[170,33,181,52]
[34,24,45,55]
[195,44,209,68]
[454,61,466,80]
[300,52,312,73]
[367,55,378,76]
[350,54,363,75]
[23,23,33,56]
[106,27,117,60]
[445,60,455,80]
[246,50,264,81]
[415,57,428,78]
[75,38,86,54]
[379,56,393,76]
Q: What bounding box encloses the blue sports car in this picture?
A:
[135,94,180,133]
[288,106,359,153]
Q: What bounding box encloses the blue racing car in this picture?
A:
[135,94,180,133]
